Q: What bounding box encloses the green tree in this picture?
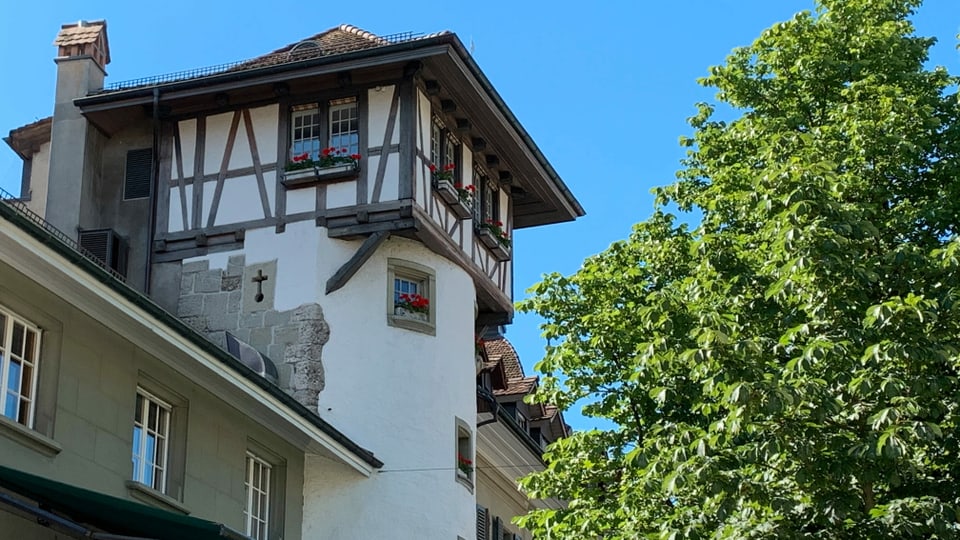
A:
[517,1,960,537]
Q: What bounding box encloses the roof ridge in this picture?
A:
[336,24,390,44]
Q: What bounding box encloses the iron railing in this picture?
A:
[0,186,127,283]
[103,30,424,92]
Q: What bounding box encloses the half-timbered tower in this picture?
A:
[4,21,583,539]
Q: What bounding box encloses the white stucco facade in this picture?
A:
[186,224,479,539]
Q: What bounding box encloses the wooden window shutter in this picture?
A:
[476,505,488,540]
[124,148,153,200]
[492,516,501,540]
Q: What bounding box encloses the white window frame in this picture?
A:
[289,96,359,161]
[328,97,359,156]
[244,452,272,540]
[0,306,41,428]
[455,417,474,491]
[290,104,322,161]
[387,259,436,335]
[132,388,172,493]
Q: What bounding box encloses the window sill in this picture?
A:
[281,163,359,189]
[434,179,473,220]
[476,229,511,261]
[388,314,436,336]
[125,481,191,515]
[455,471,474,493]
[0,415,61,456]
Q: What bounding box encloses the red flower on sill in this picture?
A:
[481,219,511,248]
[452,182,476,203]
[457,453,474,475]
[397,292,429,313]
[285,148,361,172]
[429,162,456,182]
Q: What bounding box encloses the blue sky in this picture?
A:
[2,1,958,431]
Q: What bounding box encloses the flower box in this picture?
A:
[282,163,359,188]
[394,305,428,321]
[477,228,510,261]
[435,179,473,219]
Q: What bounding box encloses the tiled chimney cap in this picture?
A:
[54,19,110,69]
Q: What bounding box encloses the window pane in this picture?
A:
[11,323,23,358]
[4,393,17,419]
[24,330,36,364]
[0,314,6,344]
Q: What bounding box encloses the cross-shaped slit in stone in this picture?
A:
[252,269,269,303]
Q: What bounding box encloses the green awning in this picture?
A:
[0,465,249,540]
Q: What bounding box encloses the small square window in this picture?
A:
[387,259,435,335]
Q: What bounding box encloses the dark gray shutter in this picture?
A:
[124,148,152,200]
[78,229,128,277]
[492,516,501,540]
[476,505,488,540]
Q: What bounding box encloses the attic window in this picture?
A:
[289,40,321,56]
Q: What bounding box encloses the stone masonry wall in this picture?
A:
[178,255,328,408]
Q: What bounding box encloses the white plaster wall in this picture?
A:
[178,118,196,176]
[248,104,279,165]
[310,235,479,539]
[26,142,51,218]
[179,224,480,539]
[214,174,263,226]
[286,186,314,215]
[326,179,356,209]
[367,85,398,148]
[370,153,400,202]
[203,112,233,175]
[166,184,193,233]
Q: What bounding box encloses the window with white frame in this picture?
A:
[132,388,171,493]
[0,306,41,428]
[455,417,474,488]
[430,118,443,166]
[244,452,272,540]
[328,97,359,155]
[289,97,359,161]
[290,104,322,160]
[429,116,459,176]
[387,259,435,334]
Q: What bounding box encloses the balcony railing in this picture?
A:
[0,187,127,283]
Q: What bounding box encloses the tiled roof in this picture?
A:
[483,338,524,380]
[53,20,106,47]
[4,116,52,159]
[101,25,447,93]
[494,376,537,397]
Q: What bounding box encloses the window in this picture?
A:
[472,166,499,224]
[455,417,473,489]
[387,259,435,334]
[244,452,272,540]
[0,306,41,428]
[289,97,358,161]
[429,116,460,175]
[516,410,528,433]
[132,388,171,493]
[329,97,359,155]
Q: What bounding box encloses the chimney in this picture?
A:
[45,20,110,235]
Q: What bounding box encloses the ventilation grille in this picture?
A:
[476,506,488,540]
[124,148,152,200]
[79,229,128,277]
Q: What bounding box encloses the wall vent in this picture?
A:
[124,148,152,200]
[78,228,128,277]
